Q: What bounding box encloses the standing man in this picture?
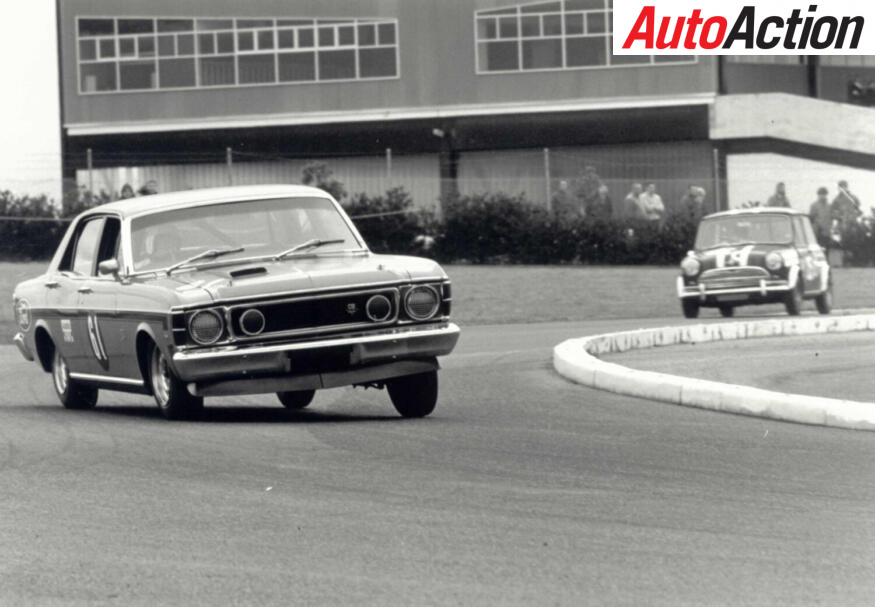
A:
[809,187,833,249]
[832,180,862,229]
[767,182,790,207]
[638,183,665,223]
[679,185,707,224]
[623,183,644,220]
[551,180,584,224]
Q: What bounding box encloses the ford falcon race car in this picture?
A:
[677,207,832,318]
[12,185,459,420]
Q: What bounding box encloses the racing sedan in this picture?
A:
[12,185,460,419]
[677,207,833,318]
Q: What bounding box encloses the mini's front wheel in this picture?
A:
[52,348,98,410]
[277,390,315,409]
[150,346,203,420]
[387,371,438,418]
[719,306,734,318]
[815,280,833,315]
[681,299,699,319]
[785,284,803,316]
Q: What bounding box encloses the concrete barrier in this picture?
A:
[553,315,875,431]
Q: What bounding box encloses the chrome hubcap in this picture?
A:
[53,351,68,394]
[151,350,172,407]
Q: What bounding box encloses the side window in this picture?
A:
[792,217,808,247]
[71,218,106,275]
[96,217,122,271]
[802,219,819,248]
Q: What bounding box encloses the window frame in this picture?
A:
[75,15,401,95]
[474,0,697,75]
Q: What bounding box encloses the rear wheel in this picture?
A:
[681,299,699,319]
[815,280,833,315]
[387,371,438,418]
[52,348,98,410]
[149,345,203,420]
[784,283,803,316]
[277,390,315,410]
[719,306,735,318]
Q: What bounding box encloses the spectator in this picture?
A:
[120,183,135,199]
[575,166,602,211]
[623,183,644,220]
[809,187,832,248]
[138,180,159,196]
[638,183,665,223]
[551,180,584,223]
[832,180,862,229]
[587,184,613,222]
[767,182,790,207]
[679,185,707,224]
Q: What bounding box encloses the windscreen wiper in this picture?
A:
[273,238,345,261]
[165,246,245,275]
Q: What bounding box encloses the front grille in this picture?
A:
[229,288,399,338]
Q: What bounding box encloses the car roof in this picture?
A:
[704,206,809,220]
[82,185,333,219]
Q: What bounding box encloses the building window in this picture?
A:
[76,15,399,94]
[475,0,695,74]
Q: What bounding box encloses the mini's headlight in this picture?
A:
[680,257,701,277]
[405,285,440,321]
[765,251,783,271]
[188,309,224,345]
[14,298,30,331]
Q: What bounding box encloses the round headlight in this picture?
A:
[188,309,224,345]
[14,299,30,331]
[765,251,783,271]
[405,286,440,321]
[680,257,701,277]
[239,308,265,336]
[366,294,392,322]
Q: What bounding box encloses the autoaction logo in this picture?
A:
[612,1,874,55]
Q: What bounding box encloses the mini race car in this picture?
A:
[677,207,833,318]
[12,185,459,419]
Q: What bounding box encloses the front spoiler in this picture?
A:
[172,322,460,383]
[13,332,34,361]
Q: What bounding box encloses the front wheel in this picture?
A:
[387,371,438,418]
[719,306,734,318]
[681,299,699,319]
[815,280,833,315]
[149,345,203,420]
[784,283,803,316]
[277,390,315,409]
[52,348,98,410]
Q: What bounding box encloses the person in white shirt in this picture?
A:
[638,183,665,223]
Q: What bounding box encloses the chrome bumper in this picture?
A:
[13,332,34,361]
[172,322,460,383]
[676,276,792,301]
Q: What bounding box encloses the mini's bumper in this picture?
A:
[13,332,34,361]
[172,322,461,383]
[676,276,793,303]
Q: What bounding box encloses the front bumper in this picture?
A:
[13,332,34,361]
[676,276,793,304]
[172,322,460,383]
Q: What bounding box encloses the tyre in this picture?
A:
[681,299,699,319]
[719,306,734,318]
[784,283,803,316]
[387,371,438,418]
[815,280,833,315]
[52,348,98,410]
[277,390,315,409]
[149,345,203,420]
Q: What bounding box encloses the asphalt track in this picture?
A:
[1,316,874,605]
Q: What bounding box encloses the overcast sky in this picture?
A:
[0,2,62,201]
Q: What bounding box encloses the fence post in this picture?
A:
[543,147,552,213]
[385,147,393,183]
[86,148,93,196]
[226,147,233,186]
[712,146,722,211]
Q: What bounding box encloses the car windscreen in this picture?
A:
[694,214,793,250]
[130,197,361,272]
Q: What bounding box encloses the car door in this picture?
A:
[800,216,829,293]
[74,216,123,377]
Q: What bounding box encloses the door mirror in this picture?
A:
[98,258,120,276]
